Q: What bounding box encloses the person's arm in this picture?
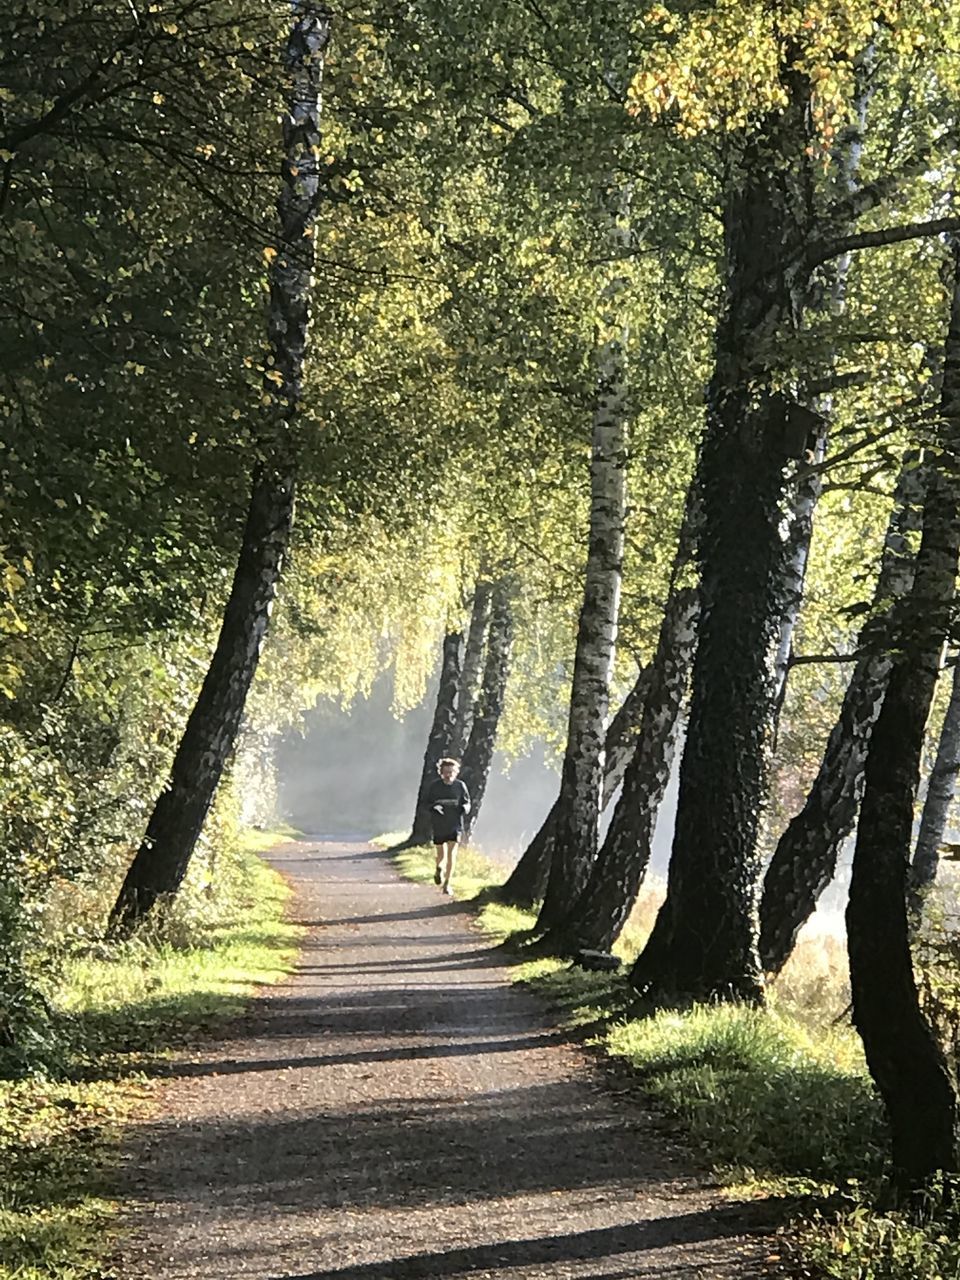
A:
[459,780,471,815]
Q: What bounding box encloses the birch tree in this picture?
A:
[397,629,462,850]
[545,488,700,956]
[460,579,514,839]
[534,184,630,935]
[449,580,492,760]
[910,655,960,912]
[759,456,925,974]
[109,0,332,933]
[496,664,651,909]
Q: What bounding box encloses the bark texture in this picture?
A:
[460,582,514,840]
[109,4,331,934]
[771,65,868,723]
[759,458,925,973]
[556,585,697,956]
[545,487,700,955]
[910,656,960,905]
[404,630,463,848]
[496,663,652,910]
[536,185,629,932]
[772,431,826,722]
[847,238,960,1194]
[449,580,492,760]
[602,669,653,807]
[631,89,814,1002]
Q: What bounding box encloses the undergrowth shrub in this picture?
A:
[801,1182,960,1280]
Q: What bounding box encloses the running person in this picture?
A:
[423,758,471,895]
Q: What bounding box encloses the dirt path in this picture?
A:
[115,839,781,1279]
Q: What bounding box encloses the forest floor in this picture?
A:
[112,838,786,1279]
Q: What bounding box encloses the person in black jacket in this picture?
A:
[423,757,471,895]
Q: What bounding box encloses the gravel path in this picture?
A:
[115,839,782,1279]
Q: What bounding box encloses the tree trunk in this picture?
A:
[496,663,651,911]
[631,85,813,1003]
[449,579,492,759]
[498,804,557,908]
[109,3,331,935]
[602,667,653,806]
[547,493,700,956]
[847,240,960,1194]
[772,432,826,726]
[911,656,960,907]
[758,456,925,974]
[771,49,871,725]
[461,580,514,840]
[555,587,697,956]
[403,629,463,848]
[535,184,629,933]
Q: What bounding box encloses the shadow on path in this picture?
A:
[269,1204,777,1280]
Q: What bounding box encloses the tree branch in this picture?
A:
[807,217,960,270]
[833,126,958,225]
[788,651,861,668]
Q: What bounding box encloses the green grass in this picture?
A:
[0,839,300,1280]
[237,822,301,855]
[605,1003,883,1187]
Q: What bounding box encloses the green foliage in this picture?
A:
[801,1187,960,1280]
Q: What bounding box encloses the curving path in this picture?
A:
[115,839,780,1279]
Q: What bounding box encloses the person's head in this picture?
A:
[438,757,460,781]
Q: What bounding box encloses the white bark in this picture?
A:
[912,655,960,900]
[537,180,629,931]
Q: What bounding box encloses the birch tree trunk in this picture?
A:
[449,580,492,760]
[631,84,813,1003]
[847,238,960,1194]
[548,492,700,956]
[401,629,462,849]
[535,183,629,934]
[910,654,960,907]
[759,457,925,973]
[602,668,654,806]
[772,435,826,723]
[460,581,513,840]
[555,586,697,956]
[496,663,651,910]
[109,3,331,935]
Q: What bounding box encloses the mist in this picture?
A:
[274,673,853,944]
[275,673,680,876]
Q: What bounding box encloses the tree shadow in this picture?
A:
[266,1202,779,1279]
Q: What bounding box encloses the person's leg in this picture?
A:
[441,839,458,894]
[434,843,444,884]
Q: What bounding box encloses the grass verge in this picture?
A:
[388,839,960,1280]
[0,837,299,1280]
